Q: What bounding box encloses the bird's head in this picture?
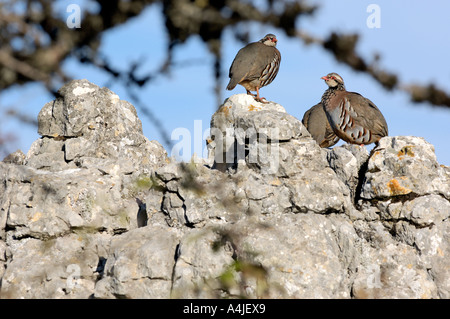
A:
[321,73,345,88]
[260,34,278,47]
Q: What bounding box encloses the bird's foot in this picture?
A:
[254,88,268,103]
[254,96,268,103]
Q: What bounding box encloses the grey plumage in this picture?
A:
[227,34,281,102]
[302,103,339,148]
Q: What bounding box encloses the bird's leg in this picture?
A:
[254,87,267,103]
[246,90,257,97]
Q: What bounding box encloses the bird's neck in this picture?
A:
[321,84,345,105]
[335,83,346,91]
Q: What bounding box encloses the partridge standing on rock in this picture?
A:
[302,103,340,148]
[320,73,388,146]
[226,34,281,103]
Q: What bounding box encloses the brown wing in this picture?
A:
[346,92,388,140]
[325,91,388,145]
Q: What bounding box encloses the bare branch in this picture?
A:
[405,83,450,107]
[298,30,449,108]
[0,50,51,83]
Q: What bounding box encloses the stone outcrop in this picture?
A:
[1,81,449,298]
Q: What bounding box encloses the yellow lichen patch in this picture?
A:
[219,105,231,117]
[248,104,261,112]
[387,178,411,196]
[397,145,415,159]
[269,178,282,186]
[31,212,42,222]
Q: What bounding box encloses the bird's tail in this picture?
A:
[226,79,237,91]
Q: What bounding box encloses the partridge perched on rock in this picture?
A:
[320,73,388,146]
[302,103,340,148]
[226,34,281,103]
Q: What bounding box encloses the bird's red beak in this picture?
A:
[272,38,277,43]
[321,76,328,80]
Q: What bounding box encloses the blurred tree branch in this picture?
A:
[1,0,449,158]
[0,0,448,107]
[299,31,450,105]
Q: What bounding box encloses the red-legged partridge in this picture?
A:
[320,73,388,146]
[226,34,281,103]
[302,103,340,148]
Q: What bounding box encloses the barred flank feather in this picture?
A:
[260,55,280,87]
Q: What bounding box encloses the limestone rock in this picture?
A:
[208,93,310,173]
[2,150,26,165]
[327,144,369,199]
[360,136,450,200]
[31,79,168,173]
[94,225,182,299]
[207,93,349,215]
[1,233,110,298]
[1,83,449,299]
[0,80,169,298]
[171,227,235,298]
[228,213,357,298]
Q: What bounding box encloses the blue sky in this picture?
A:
[1,0,449,165]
